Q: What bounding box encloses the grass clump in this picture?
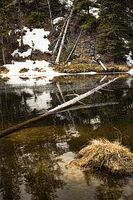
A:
[70,138,133,175]
[0,66,9,74]
[19,68,29,73]
[53,64,129,73]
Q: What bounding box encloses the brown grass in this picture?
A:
[69,138,133,175]
[0,66,9,74]
[19,68,29,73]
[32,67,46,72]
[53,64,129,73]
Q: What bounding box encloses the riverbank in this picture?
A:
[53,63,130,73]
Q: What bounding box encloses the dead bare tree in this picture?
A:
[1,36,6,65]
[55,7,74,64]
[46,0,54,30]
[52,18,68,56]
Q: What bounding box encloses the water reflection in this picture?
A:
[0,74,133,200]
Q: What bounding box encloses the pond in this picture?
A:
[0,74,133,200]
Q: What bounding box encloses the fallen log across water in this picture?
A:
[0,77,119,138]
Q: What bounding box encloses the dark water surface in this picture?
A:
[0,74,133,200]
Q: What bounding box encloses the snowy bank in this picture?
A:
[0,60,60,85]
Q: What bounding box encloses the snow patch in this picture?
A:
[126,52,133,66]
[59,0,73,8]
[3,60,50,76]
[89,7,99,19]
[12,48,32,58]
[12,27,50,59]
[128,69,133,75]
[78,71,97,75]
[18,27,50,53]
[53,17,64,25]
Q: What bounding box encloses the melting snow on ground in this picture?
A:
[126,52,133,66]
[12,27,50,58]
[0,27,60,85]
[126,52,133,75]
[53,17,64,25]
[18,27,50,52]
[89,7,99,18]
[1,60,60,85]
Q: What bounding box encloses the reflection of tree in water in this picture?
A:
[83,170,129,200]
[0,138,64,200]
[0,91,32,130]
[0,86,46,130]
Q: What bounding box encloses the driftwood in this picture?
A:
[0,77,118,138]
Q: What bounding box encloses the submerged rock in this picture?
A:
[69,139,133,175]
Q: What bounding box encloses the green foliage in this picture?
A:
[27,11,49,27]
[74,0,98,31]
[96,0,133,63]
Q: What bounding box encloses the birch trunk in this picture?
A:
[55,7,74,64]
[46,0,53,30]
[52,18,67,55]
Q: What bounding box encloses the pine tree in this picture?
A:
[96,0,133,63]
[74,0,98,31]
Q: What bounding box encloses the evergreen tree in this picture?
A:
[96,0,133,63]
[74,0,98,31]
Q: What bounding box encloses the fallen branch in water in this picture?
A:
[0,77,118,138]
[58,102,119,113]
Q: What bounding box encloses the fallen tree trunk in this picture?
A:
[0,77,118,138]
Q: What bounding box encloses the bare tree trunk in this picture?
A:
[99,60,107,71]
[0,36,6,65]
[65,30,82,64]
[1,48,6,65]
[17,0,24,47]
[46,0,53,30]
[1,36,6,65]
[0,77,119,138]
[52,18,68,56]
[55,7,74,64]
[95,55,107,70]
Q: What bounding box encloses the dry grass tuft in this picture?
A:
[69,138,133,175]
[53,64,129,73]
[0,66,9,74]
[19,68,29,73]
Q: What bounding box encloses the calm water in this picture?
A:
[0,74,133,200]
